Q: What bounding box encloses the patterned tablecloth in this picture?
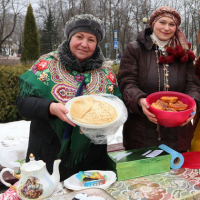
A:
[1,168,200,200]
[105,168,200,200]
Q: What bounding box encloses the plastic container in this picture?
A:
[146,91,195,127]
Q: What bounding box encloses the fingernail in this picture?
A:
[191,111,196,116]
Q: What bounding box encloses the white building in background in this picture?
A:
[1,47,9,57]
[11,44,18,57]
[1,43,19,57]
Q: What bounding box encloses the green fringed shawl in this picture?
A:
[18,51,121,167]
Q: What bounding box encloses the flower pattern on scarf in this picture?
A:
[31,59,50,85]
[74,75,84,82]
[39,72,48,82]
[36,59,49,71]
[107,72,116,84]
[32,66,37,74]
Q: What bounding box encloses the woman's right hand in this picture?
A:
[49,102,76,127]
[139,98,158,124]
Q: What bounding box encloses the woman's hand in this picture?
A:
[49,102,76,127]
[180,104,196,126]
[139,98,158,124]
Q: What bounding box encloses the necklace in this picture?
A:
[155,46,170,91]
[154,45,170,141]
[150,34,170,91]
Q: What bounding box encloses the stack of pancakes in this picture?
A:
[70,96,118,125]
[151,96,188,112]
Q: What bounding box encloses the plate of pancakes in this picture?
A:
[65,95,120,128]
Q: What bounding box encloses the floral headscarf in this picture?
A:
[149,6,189,50]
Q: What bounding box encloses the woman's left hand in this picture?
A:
[180,104,196,126]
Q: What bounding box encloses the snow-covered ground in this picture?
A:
[0,121,122,171]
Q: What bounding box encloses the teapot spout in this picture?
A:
[50,159,61,188]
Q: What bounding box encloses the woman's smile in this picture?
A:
[161,32,170,35]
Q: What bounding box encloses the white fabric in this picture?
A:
[0,120,122,172]
[0,120,30,172]
[151,33,169,51]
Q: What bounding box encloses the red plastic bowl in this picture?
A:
[146,91,195,127]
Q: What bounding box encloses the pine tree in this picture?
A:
[21,4,40,62]
[40,9,58,55]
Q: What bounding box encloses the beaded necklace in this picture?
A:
[155,47,170,91]
[151,34,170,141]
[151,34,170,92]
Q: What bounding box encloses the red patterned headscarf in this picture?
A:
[149,6,189,50]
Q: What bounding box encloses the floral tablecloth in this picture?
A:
[106,168,200,200]
[0,182,66,200]
[1,168,200,200]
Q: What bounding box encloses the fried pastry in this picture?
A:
[160,96,178,103]
[151,102,163,110]
[165,108,177,112]
[169,102,188,111]
[151,99,168,110]
[151,96,188,112]
[156,99,168,109]
[176,100,184,104]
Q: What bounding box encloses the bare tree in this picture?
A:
[0,0,27,49]
[26,0,200,59]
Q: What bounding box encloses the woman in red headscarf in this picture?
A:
[118,6,200,152]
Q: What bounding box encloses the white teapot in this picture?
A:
[0,153,61,200]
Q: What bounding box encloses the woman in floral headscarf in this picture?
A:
[118,6,200,152]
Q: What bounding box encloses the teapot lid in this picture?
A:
[21,154,45,172]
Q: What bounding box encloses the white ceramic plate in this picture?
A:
[64,170,117,191]
[65,95,120,129]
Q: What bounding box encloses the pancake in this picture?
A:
[70,96,94,118]
[70,97,118,125]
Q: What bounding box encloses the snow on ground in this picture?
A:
[0,120,122,171]
[105,60,114,65]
